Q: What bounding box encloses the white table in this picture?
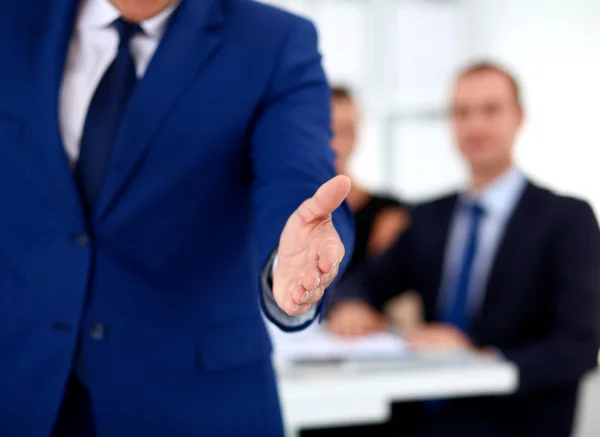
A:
[276,353,518,437]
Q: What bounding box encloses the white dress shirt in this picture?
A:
[438,166,527,317]
[59,0,315,327]
[59,0,178,164]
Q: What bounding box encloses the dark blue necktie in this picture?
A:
[75,18,141,216]
[424,202,486,414]
[442,202,486,333]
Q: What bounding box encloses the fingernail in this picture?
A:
[301,291,310,304]
[292,304,300,313]
[313,277,321,289]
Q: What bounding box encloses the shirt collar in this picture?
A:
[77,0,180,37]
[461,167,527,218]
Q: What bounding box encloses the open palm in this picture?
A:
[273,175,351,316]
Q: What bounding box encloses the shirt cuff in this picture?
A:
[261,251,318,328]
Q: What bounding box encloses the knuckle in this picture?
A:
[310,286,325,302]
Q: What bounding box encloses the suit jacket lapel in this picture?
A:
[423,195,458,321]
[95,0,224,220]
[27,0,83,220]
[473,182,536,339]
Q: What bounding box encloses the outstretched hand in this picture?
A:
[273,175,351,316]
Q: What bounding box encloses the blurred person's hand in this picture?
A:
[273,175,350,317]
[367,208,410,256]
[407,324,501,359]
[326,300,386,337]
[406,324,474,351]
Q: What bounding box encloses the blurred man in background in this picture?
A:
[327,62,600,437]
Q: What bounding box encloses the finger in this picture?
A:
[320,263,340,289]
[408,331,450,348]
[410,329,437,341]
[292,284,325,306]
[285,294,314,316]
[406,335,432,348]
[301,265,322,293]
[291,302,313,316]
[305,285,325,306]
[295,175,351,225]
[277,283,304,316]
[289,284,308,306]
[318,241,343,274]
[408,340,429,350]
[406,331,434,347]
[407,327,434,338]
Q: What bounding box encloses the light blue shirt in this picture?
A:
[438,167,528,318]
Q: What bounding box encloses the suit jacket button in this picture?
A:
[73,233,90,247]
[89,323,106,341]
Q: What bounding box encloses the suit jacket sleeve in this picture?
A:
[500,200,600,393]
[250,16,354,331]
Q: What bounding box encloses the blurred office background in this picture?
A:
[262,0,600,213]
[260,0,600,435]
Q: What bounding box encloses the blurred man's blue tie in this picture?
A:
[426,201,485,412]
[75,18,141,216]
[442,202,486,332]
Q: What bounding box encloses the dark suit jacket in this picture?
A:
[0,1,353,436]
[336,181,600,436]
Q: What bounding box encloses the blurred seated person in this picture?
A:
[327,62,600,437]
[330,86,411,273]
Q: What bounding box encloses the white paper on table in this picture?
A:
[265,319,409,363]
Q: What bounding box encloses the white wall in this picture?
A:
[259,0,600,215]
[368,0,600,210]
[453,0,600,213]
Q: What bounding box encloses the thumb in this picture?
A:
[295,175,351,225]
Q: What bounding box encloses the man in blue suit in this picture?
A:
[0,0,354,436]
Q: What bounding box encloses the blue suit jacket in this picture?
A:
[0,0,354,435]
